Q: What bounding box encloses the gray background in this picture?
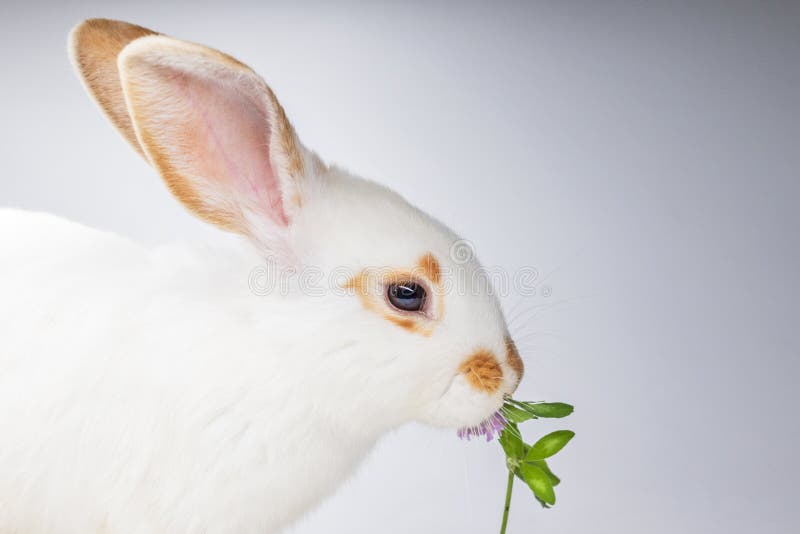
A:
[1,1,798,533]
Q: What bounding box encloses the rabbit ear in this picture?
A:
[69,19,158,158]
[116,34,324,255]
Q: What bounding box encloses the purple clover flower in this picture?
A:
[457,410,508,442]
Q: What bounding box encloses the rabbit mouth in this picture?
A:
[456,410,508,442]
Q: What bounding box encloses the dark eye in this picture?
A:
[387,282,427,312]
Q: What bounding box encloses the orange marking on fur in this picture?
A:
[269,90,305,178]
[386,316,417,331]
[70,19,159,158]
[459,350,504,394]
[291,192,303,210]
[343,269,436,336]
[505,336,524,385]
[417,253,441,285]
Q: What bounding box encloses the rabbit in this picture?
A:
[0,18,525,534]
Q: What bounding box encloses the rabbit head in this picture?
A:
[70,19,524,436]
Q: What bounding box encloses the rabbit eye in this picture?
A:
[387,282,427,312]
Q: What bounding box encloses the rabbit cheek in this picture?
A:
[459,350,504,394]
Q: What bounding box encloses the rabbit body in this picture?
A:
[0,209,380,533]
[0,18,524,534]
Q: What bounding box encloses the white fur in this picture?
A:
[0,21,520,534]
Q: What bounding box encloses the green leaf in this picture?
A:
[519,463,556,505]
[503,399,574,420]
[498,424,525,461]
[529,459,560,486]
[504,400,540,418]
[524,402,574,419]
[526,430,575,461]
[501,404,538,423]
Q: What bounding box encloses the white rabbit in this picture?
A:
[0,19,524,534]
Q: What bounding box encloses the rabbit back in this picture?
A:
[0,209,372,533]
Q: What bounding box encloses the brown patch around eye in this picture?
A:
[417,253,441,285]
[386,316,417,331]
[505,336,524,384]
[459,349,504,394]
[343,270,434,336]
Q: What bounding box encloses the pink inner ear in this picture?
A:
[154,65,288,227]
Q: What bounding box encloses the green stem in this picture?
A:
[500,469,514,534]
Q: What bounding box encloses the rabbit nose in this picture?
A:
[505,337,524,390]
[458,349,503,394]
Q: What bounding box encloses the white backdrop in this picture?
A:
[1,1,798,533]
